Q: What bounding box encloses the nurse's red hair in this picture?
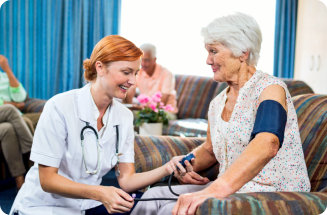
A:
[83,35,143,81]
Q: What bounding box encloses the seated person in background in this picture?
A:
[0,104,33,190]
[131,12,311,215]
[125,43,178,118]
[0,55,34,190]
[0,55,40,130]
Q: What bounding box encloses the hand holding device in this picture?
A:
[179,153,195,168]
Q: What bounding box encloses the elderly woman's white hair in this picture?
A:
[201,12,262,66]
[140,43,156,58]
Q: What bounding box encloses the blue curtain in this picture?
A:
[273,0,298,78]
[0,0,121,99]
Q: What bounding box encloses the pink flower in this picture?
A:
[164,104,174,112]
[152,91,162,103]
[137,94,151,104]
[149,102,158,112]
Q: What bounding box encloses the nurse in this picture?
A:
[10,35,175,215]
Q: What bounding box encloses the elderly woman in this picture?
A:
[131,12,310,215]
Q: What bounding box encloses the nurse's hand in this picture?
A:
[165,155,186,176]
[99,186,134,214]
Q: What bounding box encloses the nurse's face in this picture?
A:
[98,59,141,99]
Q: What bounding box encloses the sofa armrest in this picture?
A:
[22,97,47,113]
[197,192,327,215]
[134,135,219,182]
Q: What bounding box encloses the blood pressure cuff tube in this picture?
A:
[250,100,287,149]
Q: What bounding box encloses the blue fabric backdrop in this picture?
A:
[0,0,121,99]
[273,0,298,78]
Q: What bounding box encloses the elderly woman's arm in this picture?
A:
[192,123,218,172]
[181,123,217,182]
[172,85,287,214]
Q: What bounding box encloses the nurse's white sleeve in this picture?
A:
[30,99,67,167]
[119,113,135,163]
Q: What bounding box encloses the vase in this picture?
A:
[139,122,163,136]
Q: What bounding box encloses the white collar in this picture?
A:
[76,83,121,127]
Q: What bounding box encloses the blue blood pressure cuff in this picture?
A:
[250,100,287,148]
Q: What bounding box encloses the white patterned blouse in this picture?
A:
[208,70,311,192]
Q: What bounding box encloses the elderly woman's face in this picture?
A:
[205,43,242,83]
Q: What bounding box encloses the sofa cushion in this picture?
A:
[198,192,327,215]
[293,94,327,192]
[163,118,208,137]
[283,79,314,97]
[175,75,227,119]
[22,97,46,113]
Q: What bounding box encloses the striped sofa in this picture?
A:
[163,75,314,137]
[134,93,327,214]
[21,97,47,113]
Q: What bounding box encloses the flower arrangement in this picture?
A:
[134,91,174,127]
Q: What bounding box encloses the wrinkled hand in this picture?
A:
[172,189,221,215]
[165,156,209,185]
[99,186,134,214]
[177,171,210,185]
[0,55,9,70]
[4,101,25,111]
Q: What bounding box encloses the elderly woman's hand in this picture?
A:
[165,156,210,185]
[177,171,210,185]
[172,187,223,215]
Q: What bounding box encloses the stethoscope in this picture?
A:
[80,122,181,202]
[80,122,120,176]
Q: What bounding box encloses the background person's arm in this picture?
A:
[0,55,19,87]
[161,93,170,105]
[3,101,25,110]
[123,86,136,104]
[0,55,27,104]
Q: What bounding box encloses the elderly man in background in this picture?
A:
[125,43,178,118]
